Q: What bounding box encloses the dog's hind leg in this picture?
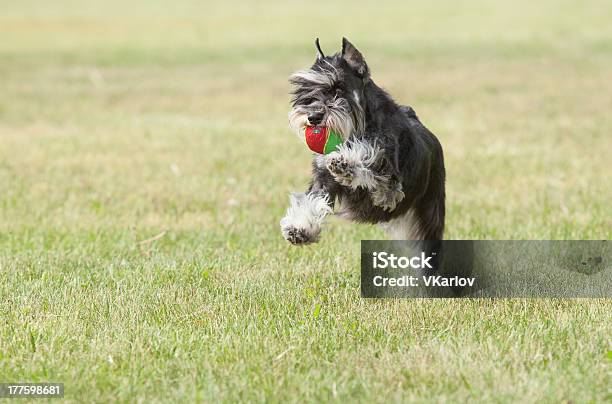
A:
[385,178,444,240]
[412,149,446,240]
[370,177,405,211]
[412,197,445,240]
[382,197,444,241]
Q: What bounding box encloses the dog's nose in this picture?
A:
[308,112,324,126]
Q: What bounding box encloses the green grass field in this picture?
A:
[1,0,611,402]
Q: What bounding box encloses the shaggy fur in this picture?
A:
[281,38,445,244]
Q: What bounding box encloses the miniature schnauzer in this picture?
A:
[281,38,445,244]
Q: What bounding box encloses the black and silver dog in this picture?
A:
[281,38,445,244]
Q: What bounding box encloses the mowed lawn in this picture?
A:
[1,0,610,402]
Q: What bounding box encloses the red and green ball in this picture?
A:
[304,126,343,155]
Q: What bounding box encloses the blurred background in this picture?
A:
[1,1,610,401]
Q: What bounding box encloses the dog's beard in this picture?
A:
[288,98,363,142]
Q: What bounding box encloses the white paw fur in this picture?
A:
[280,193,332,245]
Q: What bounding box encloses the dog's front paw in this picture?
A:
[372,181,405,211]
[280,193,331,246]
[326,152,356,187]
[281,224,319,245]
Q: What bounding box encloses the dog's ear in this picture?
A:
[341,37,369,78]
[315,38,324,60]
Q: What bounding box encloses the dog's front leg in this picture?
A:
[325,140,405,211]
[280,189,333,245]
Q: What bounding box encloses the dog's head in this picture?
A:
[289,38,369,142]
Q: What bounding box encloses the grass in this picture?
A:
[0,0,611,402]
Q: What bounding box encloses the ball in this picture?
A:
[304,126,343,155]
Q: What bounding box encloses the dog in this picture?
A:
[280,38,445,245]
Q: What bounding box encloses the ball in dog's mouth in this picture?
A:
[304,126,343,155]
